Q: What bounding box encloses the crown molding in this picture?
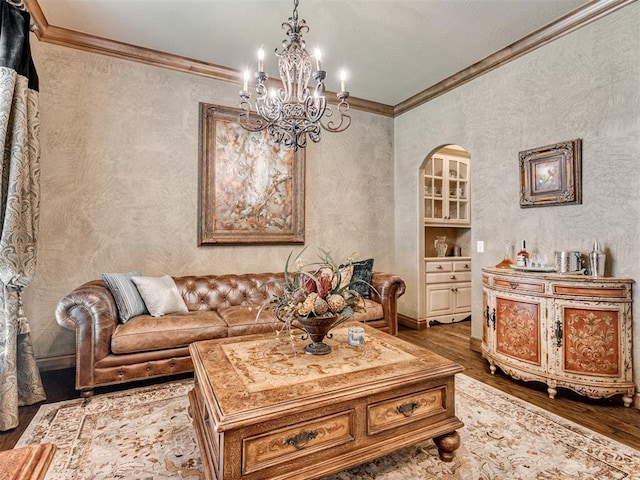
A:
[393,0,636,116]
[24,0,394,117]
[25,0,632,118]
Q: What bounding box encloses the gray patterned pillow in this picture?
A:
[350,258,374,299]
[131,275,188,317]
[102,271,148,323]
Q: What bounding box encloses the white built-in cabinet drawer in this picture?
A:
[426,261,452,273]
[425,257,472,324]
[426,272,472,284]
[453,261,471,272]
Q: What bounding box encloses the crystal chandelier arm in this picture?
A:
[238,98,270,132]
[320,94,351,133]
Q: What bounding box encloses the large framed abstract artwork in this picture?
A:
[519,139,582,208]
[198,103,305,245]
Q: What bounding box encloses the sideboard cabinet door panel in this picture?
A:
[562,306,620,377]
[495,297,541,366]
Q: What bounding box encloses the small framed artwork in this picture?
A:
[519,139,582,208]
[198,103,305,245]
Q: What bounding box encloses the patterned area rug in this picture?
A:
[17,374,640,479]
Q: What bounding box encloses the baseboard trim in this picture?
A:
[634,392,640,410]
[398,313,428,331]
[469,336,482,353]
[37,354,75,371]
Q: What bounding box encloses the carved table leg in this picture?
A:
[433,431,460,462]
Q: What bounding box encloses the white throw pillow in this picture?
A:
[131,275,188,317]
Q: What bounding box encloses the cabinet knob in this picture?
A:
[450,275,456,279]
[463,264,469,269]
[436,265,443,269]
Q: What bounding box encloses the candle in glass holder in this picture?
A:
[348,326,365,346]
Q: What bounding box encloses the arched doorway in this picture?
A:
[417,144,472,330]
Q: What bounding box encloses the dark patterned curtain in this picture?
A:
[0,0,45,431]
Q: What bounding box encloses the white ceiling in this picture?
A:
[37,0,590,106]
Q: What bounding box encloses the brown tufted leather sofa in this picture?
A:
[56,272,406,398]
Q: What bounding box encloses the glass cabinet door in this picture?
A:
[424,154,470,226]
[424,155,445,222]
[445,157,470,224]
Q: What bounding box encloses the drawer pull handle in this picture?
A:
[463,264,469,269]
[509,282,519,289]
[450,275,456,280]
[284,430,318,450]
[436,265,443,269]
[555,320,563,348]
[484,307,496,330]
[396,401,420,417]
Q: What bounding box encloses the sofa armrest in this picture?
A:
[370,272,406,335]
[55,280,118,391]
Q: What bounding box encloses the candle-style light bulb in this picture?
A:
[340,70,347,93]
[315,49,322,71]
[258,47,264,72]
[243,69,249,91]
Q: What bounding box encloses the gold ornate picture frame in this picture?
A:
[198,103,305,245]
[519,139,582,208]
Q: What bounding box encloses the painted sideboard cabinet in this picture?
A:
[481,267,634,407]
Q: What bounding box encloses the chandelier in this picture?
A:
[238,0,351,151]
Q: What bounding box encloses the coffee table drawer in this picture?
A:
[242,410,355,475]
[367,386,447,435]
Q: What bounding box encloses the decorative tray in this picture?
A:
[510,265,556,272]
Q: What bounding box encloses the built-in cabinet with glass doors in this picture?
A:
[424,153,470,226]
[403,148,472,331]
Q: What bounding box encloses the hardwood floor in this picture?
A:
[1,320,638,452]
[398,321,640,451]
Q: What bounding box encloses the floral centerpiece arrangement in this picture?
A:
[259,248,372,354]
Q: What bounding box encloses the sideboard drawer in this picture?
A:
[242,410,355,475]
[367,386,446,435]
[494,278,545,293]
[427,272,471,284]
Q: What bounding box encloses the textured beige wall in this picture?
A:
[395,4,639,386]
[27,42,394,359]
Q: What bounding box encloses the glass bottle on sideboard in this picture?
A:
[515,240,529,267]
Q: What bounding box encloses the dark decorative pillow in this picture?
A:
[102,271,148,323]
[350,258,374,299]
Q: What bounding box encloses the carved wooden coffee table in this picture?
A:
[188,323,464,480]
